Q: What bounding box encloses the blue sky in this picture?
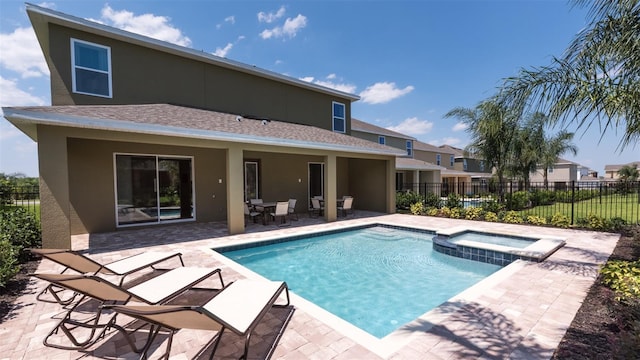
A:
[0,0,637,177]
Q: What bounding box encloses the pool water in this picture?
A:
[448,231,534,249]
[219,226,502,338]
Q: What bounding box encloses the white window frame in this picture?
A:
[378,136,386,145]
[436,154,441,166]
[479,160,485,172]
[71,38,113,98]
[463,159,468,171]
[450,155,454,167]
[406,140,413,157]
[332,101,346,133]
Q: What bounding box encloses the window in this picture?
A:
[548,167,554,173]
[71,38,112,98]
[479,160,485,172]
[332,102,345,133]
[463,159,468,171]
[436,154,441,166]
[244,161,259,201]
[450,155,454,167]
[378,136,386,145]
[395,172,404,191]
[406,140,413,157]
[115,154,193,227]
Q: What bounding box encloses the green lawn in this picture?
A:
[518,193,640,224]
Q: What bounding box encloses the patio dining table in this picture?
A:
[255,202,277,225]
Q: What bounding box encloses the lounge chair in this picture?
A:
[30,248,184,304]
[288,198,298,220]
[105,279,290,360]
[309,197,324,217]
[32,267,223,351]
[338,196,354,217]
[270,201,290,226]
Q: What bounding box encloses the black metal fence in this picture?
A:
[398,181,640,225]
[0,185,40,215]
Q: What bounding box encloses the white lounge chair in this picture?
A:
[288,198,298,220]
[30,248,184,304]
[105,280,290,360]
[338,196,354,217]
[32,267,223,351]
[309,197,324,217]
[270,201,290,226]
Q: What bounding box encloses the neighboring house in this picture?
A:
[2,4,404,248]
[350,118,442,191]
[529,158,582,183]
[436,144,493,195]
[604,161,640,180]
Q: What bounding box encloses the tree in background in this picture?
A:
[508,112,546,188]
[445,100,520,196]
[499,0,640,148]
[539,131,579,188]
[618,164,639,182]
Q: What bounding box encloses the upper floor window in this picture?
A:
[463,159,468,171]
[479,160,485,172]
[406,140,413,157]
[548,167,554,173]
[450,155,454,167]
[378,136,386,145]
[332,102,345,133]
[436,153,441,166]
[71,39,112,98]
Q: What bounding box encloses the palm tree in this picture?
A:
[445,100,520,196]
[618,164,639,182]
[509,113,546,188]
[539,131,579,188]
[499,0,640,148]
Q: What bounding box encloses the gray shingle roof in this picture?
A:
[351,118,416,140]
[3,104,404,156]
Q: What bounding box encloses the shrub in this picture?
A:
[529,189,555,206]
[465,206,483,220]
[526,215,547,226]
[396,191,424,210]
[424,192,441,208]
[600,260,640,303]
[440,206,451,218]
[0,207,41,262]
[426,207,439,216]
[481,200,504,213]
[410,202,424,215]
[484,211,498,222]
[551,213,571,228]
[0,240,20,288]
[502,210,523,224]
[505,191,529,211]
[444,193,462,209]
[449,207,462,219]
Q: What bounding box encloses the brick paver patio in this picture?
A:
[0,213,619,359]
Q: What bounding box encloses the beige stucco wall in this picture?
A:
[414,149,454,170]
[347,158,389,212]
[530,164,577,183]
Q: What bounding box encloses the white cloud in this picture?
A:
[452,122,468,132]
[0,27,49,78]
[428,137,463,147]
[217,15,236,29]
[299,76,357,94]
[359,82,414,104]
[387,117,433,135]
[0,76,47,107]
[213,43,233,57]
[260,14,307,40]
[258,6,286,23]
[100,5,192,47]
[327,73,336,80]
[37,2,56,9]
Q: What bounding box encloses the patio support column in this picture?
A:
[386,158,396,213]
[324,154,337,221]
[38,126,71,249]
[226,145,245,235]
[412,170,419,194]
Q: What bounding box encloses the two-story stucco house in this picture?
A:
[2,4,404,248]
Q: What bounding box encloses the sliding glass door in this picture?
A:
[115,154,193,226]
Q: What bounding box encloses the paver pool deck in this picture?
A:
[0,213,620,359]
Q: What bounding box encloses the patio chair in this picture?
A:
[309,197,324,217]
[338,196,354,217]
[31,267,224,351]
[270,201,290,226]
[30,248,184,305]
[104,280,290,360]
[249,198,264,212]
[244,203,261,223]
[288,198,298,220]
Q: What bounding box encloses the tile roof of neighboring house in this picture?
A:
[438,144,466,158]
[26,3,359,102]
[350,118,416,140]
[396,157,444,171]
[604,161,640,171]
[413,140,455,154]
[441,169,493,178]
[3,104,405,156]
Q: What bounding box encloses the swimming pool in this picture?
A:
[448,230,534,249]
[217,225,501,338]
